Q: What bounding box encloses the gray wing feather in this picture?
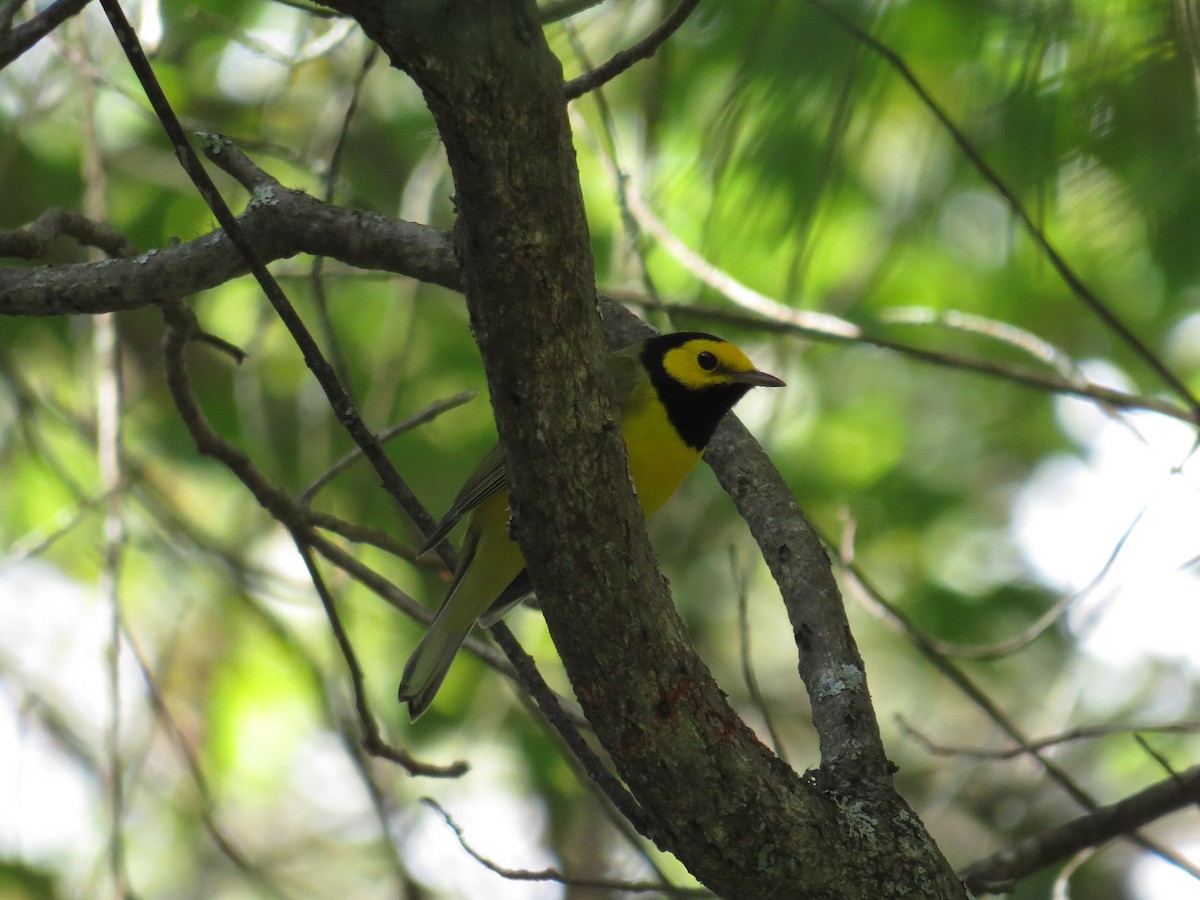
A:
[607,342,642,402]
[420,443,508,553]
[419,341,644,555]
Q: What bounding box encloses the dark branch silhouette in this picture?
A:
[962,766,1200,894]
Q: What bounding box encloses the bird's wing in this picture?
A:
[607,341,645,405]
[420,442,508,553]
[420,341,645,555]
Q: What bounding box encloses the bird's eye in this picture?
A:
[697,351,718,371]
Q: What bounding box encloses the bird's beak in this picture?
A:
[731,368,786,388]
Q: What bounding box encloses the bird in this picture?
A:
[399,331,785,720]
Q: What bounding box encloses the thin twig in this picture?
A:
[1051,848,1099,900]
[293,537,468,777]
[619,190,862,339]
[539,0,607,23]
[897,717,1200,761]
[0,0,27,37]
[0,0,90,71]
[488,624,655,838]
[421,798,710,895]
[872,503,1146,661]
[730,545,788,762]
[960,766,1200,893]
[160,297,465,778]
[307,43,379,399]
[617,297,1200,424]
[268,0,342,19]
[76,49,133,893]
[834,542,1200,882]
[187,8,357,67]
[330,716,415,891]
[299,390,476,505]
[5,488,115,562]
[1133,734,1184,783]
[121,628,290,897]
[564,25,664,317]
[880,307,1083,383]
[564,0,700,100]
[806,0,1200,421]
[97,0,445,548]
[307,510,427,562]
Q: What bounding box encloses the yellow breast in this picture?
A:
[620,379,704,516]
[460,380,702,606]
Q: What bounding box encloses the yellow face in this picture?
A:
[660,338,768,390]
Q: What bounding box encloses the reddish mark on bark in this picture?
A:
[654,677,693,721]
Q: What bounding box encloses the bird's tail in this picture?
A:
[398,608,473,721]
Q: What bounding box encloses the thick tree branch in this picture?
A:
[6,177,1189,431]
[0,171,457,317]
[321,0,965,896]
[597,311,891,788]
[12,7,1179,895]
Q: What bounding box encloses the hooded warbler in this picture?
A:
[399,331,784,720]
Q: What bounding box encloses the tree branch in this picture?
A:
[563,0,699,100]
[0,206,136,260]
[0,164,458,317]
[807,0,1200,420]
[160,297,465,778]
[0,0,91,71]
[597,310,891,788]
[420,797,706,894]
[98,1,439,546]
[961,766,1200,895]
[325,0,966,895]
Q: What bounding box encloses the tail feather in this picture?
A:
[398,612,474,721]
